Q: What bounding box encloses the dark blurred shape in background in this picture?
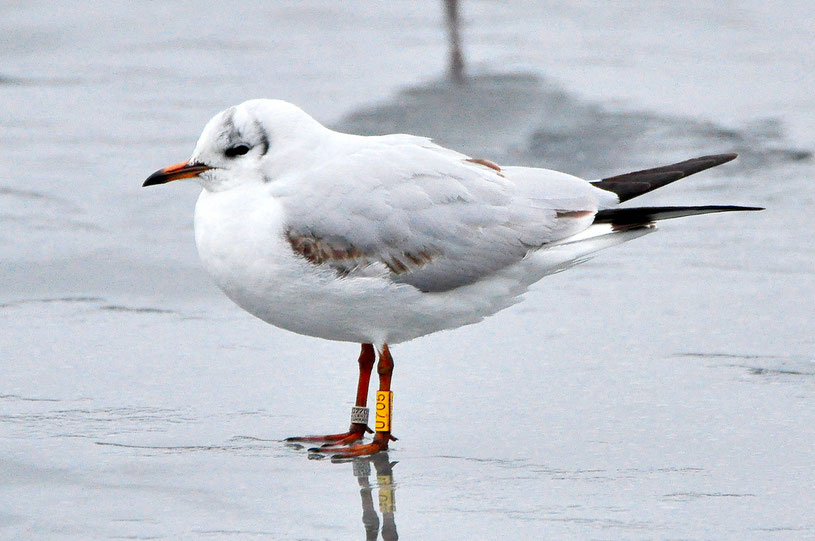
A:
[444,0,465,84]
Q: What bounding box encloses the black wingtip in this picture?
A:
[592,153,740,202]
[594,205,763,226]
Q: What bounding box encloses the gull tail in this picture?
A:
[591,153,738,203]
[530,152,762,280]
[533,204,762,278]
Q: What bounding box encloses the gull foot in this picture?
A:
[285,423,371,445]
[309,432,396,459]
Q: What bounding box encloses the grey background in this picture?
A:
[1,1,813,539]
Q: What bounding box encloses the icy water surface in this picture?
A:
[2,1,814,539]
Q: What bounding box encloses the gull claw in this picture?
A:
[285,424,370,445]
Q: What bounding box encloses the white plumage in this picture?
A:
[184,99,630,344]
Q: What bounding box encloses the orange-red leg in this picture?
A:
[313,344,396,459]
[285,344,375,444]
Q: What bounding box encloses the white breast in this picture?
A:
[193,186,418,344]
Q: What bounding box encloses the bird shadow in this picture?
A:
[336,71,810,179]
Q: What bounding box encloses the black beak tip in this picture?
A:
[142,172,168,187]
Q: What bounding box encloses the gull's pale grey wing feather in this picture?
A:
[279,135,599,292]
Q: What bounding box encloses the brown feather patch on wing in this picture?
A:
[555,210,594,219]
[285,230,364,265]
[465,158,504,176]
[285,229,437,276]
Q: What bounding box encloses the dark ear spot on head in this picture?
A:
[254,120,270,155]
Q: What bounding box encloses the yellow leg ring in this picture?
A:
[375,391,393,432]
[378,477,395,513]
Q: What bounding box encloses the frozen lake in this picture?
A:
[1,1,813,539]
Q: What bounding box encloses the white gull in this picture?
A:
[143,99,761,457]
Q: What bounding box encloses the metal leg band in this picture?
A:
[352,459,371,477]
[350,406,369,425]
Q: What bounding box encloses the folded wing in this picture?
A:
[279,135,599,292]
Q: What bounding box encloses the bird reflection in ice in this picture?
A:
[350,453,398,541]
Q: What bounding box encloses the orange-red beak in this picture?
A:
[142,161,213,187]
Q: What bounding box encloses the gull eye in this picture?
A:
[225,144,250,158]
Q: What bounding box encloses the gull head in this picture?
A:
[143,99,325,191]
